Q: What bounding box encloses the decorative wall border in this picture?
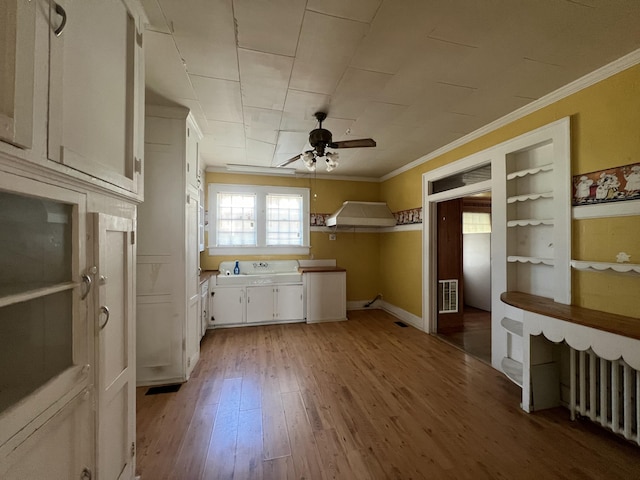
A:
[310,207,423,227]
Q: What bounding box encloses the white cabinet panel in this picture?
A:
[93,213,135,480]
[0,389,93,480]
[211,287,245,325]
[305,272,347,323]
[276,285,304,321]
[246,285,275,323]
[48,0,142,194]
[0,0,35,149]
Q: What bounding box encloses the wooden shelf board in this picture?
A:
[500,291,640,340]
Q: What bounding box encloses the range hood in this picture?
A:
[326,201,396,228]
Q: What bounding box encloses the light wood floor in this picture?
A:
[136,309,640,480]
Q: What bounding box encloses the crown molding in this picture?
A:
[380,48,640,182]
[205,166,380,183]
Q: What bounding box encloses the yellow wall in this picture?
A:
[380,64,640,318]
[200,172,382,301]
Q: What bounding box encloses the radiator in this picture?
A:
[569,347,639,445]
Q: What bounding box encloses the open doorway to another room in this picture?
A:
[436,193,492,363]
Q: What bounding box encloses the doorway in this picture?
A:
[435,194,492,363]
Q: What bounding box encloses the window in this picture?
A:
[209,184,309,255]
[462,212,492,234]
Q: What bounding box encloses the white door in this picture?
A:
[94,213,135,480]
[246,286,275,323]
[211,287,245,325]
[276,285,304,321]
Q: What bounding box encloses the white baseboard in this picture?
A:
[347,300,425,332]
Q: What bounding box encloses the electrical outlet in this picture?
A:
[329,233,336,241]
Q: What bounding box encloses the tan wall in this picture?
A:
[380,64,640,318]
[200,172,382,302]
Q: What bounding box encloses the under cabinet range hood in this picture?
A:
[326,201,396,228]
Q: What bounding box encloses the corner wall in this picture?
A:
[380,63,640,318]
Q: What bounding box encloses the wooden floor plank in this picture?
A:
[137,310,640,480]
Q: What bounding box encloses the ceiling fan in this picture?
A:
[276,112,376,172]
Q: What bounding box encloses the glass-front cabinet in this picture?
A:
[0,173,91,463]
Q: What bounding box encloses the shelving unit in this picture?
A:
[504,138,570,303]
[570,260,640,275]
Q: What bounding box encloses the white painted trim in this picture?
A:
[346,301,424,331]
[379,301,425,331]
[206,166,380,183]
[382,48,640,182]
[572,200,640,219]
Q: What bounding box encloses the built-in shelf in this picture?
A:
[506,163,554,180]
[507,219,554,227]
[507,256,554,266]
[501,357,524,387]
[501,317,523,337]
[570,260,640,275]
[507,192,554,204]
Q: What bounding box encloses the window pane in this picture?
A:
[431,164,491,194]
[0,191,73,297]
[216,193,256,246]
[463,212,492,234]
[266,194,302,246]
[0,290,73,413]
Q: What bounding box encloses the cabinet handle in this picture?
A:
[99,306,110,330]
[53,2,67,37]
[80,274,92,300]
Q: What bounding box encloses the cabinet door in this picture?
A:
[306,273,346,322]
[48,0,142,194]
[94,213,135,480]
[0,389,94,480]
[276,285,304,321]
[186,120,199,189]
[185,190,200,377]
[211,287,244,325]
[0,0,35,148]
[200,282,209,337]
[246,286,275,323]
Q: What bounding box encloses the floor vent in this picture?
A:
[438,279,459,313]
[145,384,182,396]
[570,348,639,446]
[394,321,408,328]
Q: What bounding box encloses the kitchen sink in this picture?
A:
[215,260,302,285]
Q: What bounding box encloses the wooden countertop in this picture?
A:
[200,270,218,284]
[501,291,640,340]
[298,266,346,273]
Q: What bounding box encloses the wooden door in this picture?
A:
[437,199,464,333]
[94,213,135,480]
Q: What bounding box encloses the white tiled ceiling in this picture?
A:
[142,0,640,178]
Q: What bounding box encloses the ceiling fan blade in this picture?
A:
[331,138,377,149]
[276,153,301,167]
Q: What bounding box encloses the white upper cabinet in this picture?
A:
[47,0,144,195]
[0,0,36,148]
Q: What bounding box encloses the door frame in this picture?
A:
[422,154,494,335]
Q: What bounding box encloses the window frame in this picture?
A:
[208,183,310,255]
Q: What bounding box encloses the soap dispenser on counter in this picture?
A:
[233,260,240,275]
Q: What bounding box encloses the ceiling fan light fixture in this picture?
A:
[302,151,316,171]
[325,151,339,172]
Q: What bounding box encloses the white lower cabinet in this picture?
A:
[305,271,347,323]
[211,287,245,326]
[247,285,304,324]
[0,389,93,480]
[211,284,304,326]
[200,279,209,337]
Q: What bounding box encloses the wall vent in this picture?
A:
[438,279,459,313]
